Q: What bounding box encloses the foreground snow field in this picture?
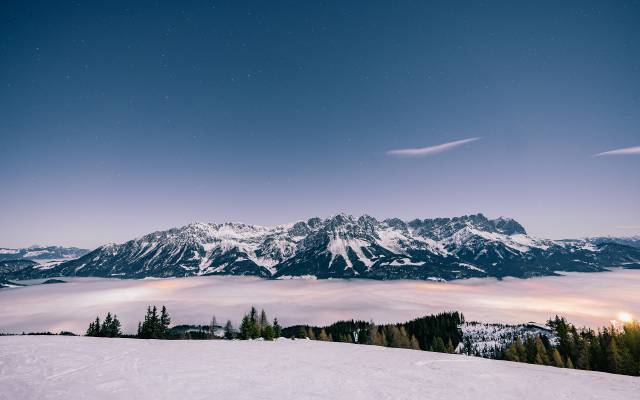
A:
[0,337,637,400]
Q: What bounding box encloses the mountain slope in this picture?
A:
[3,214,639,281]
[0,246,89,262]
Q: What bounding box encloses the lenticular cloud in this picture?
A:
[387,137,480,157]
[594,145,640,156]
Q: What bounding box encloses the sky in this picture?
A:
[1,1,639,249]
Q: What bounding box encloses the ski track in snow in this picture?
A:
[0,336,637,400]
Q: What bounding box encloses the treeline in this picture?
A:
[86,312,122,337]
[239,307,282,340]
[281,312,464,352]
[84,305,283,341]
[502,316,640,376]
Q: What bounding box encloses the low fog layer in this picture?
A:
[1,269,638,334]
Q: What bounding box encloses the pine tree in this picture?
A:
[111,314,121,337]
[260,321,274,340]
[534,336,550,365]
[410,335,421,350]
[160,306,171,337]
[367,324,384,346]
[272,318,282,338]
[431,337,446,353]
[318,329,330,341]
[606,339,622,374]
[296,326,307,339]
[259,309,268,335]
[100,313,113,337]
[262,324,274,341]
[209,315,217,338]
[224,320,234,339]
[446,338,455,353]
[389,326,410,348]
[504,343,520,362]
[565,356,574,369]
[137,305,170,339]
[307,328,316,340]
[551,348,564,367]
[240,315,252,340]
[577,345,590,370]
[86,316,101,337]
[514,337,527,362]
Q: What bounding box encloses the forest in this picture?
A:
[77,307,639,376]
[500,316,640,376]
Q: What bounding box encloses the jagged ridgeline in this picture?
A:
[3,214,640,281]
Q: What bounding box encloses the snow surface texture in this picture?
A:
[1,269,639,334]
[0,336,637,400]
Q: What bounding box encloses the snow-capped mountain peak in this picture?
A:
[2,214,639,281]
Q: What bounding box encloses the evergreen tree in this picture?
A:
[210,315,217,338]
[606,339,622,374]
[224,320,234,339]
[565,356,574,369]
[367,324,384,346]
[100,313,114,337]
[410,335,421,350]
[262,324,274,341]
[515,337,527,362]
[296,326,307,339]
[446,338,455,353]
[137,305,170,339]
[240,315,252,340]
[366,323,377,345]
[272,318,282,338]
[388,326,410,348]
[534,336,550,365]
[160,306,171,336]
[259,309,268,336]
[307,327,316,340]
[431,337,446,353]
[576,345,590,370]
[111,314,122,337]
[504,343,520,362]
[318,329,331,341]
[551,348,564,367]
[86,316,101,337]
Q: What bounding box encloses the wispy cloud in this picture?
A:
[594,145,640,156]
[387,137,480,157]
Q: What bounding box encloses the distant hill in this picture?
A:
[0,246,89,262]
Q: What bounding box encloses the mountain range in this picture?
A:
[2,214,639,282]
[0,246,89,262]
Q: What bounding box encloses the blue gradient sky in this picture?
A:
[1,1,639,248]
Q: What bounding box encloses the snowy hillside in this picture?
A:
[2,214,639,281]
[0,336,637,400]
[458,321,557,358]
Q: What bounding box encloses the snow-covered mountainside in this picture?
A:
[3,214,640,281]
[1,336,637,400]
[0,246,89,262]
[588,235,640,249]
[458,321,557,358]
